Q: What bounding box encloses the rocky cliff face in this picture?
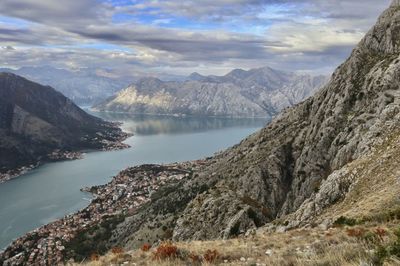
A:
[105,1,400,247]
[94,68,327,118]
[0,73,128,177]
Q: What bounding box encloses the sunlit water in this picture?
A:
[0,113,268,249]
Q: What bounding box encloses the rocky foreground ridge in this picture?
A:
[2,1,400,265]
[0,73,129,182]
[94,67,327,118]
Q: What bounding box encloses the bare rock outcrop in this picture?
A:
[94,68,327,118]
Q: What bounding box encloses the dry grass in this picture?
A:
[71,224,400,266]
[317,130,400,224]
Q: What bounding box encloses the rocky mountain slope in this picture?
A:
[94,68,327,118]
[0,66,131,105]
[90,1,400,245]
[74,125,400,266]
[0,72,128,181]
[98,0,400,247]
[1,1,400,265]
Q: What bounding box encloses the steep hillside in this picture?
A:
[94,68,327,118]
[0,73,128,181]
[101,0,400,247]
[1,1,400,265]
[75,128,400,266]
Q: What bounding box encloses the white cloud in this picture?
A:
[0,0,394,76]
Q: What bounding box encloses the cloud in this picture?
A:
[0,0,393,76]
[0,0,109,26]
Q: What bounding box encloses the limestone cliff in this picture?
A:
[94,68,327,118]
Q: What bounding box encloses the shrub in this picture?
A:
[375,228,387,241]
[333,216,357,227]
[204,249,219,263]
[111,247,124,255]
[388,228,400,258]
[363,231,380,245]
[64,214,126,261]
[90,253,100,261]
[346,228,365,238]
[372,227,400,265]
[153,242,178,260]
[189,253,202,263]
[141,243,152,252]
[373,245,388,265]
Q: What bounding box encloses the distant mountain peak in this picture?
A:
[187,72,206,81]
[136,76,164,88]
[222,68,253,81]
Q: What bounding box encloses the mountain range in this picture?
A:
[94,67,328,118]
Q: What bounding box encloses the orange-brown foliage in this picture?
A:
[346,228,365,238]
[153,242,179,260]
[141,243,152,252]
[111,246,124,255]
[375,227,387,240]
[189,253,202,263]
[204,249,219,263]
[90,253,100,261]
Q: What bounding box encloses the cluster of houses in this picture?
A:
[0,161,207,265]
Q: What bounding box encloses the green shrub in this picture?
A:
[372,227,400,265]
[363,231,380,245]
[373,245,388,265]
[388,228,400,258]
[64,214,125,261]
[333,216,358,227]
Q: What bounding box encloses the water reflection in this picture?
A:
[92,112,270,135]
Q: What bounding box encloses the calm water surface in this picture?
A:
[0,113,268,249]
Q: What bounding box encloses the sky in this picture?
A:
[0,0,392,77]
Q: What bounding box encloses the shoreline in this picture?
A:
[0,164,39,184]
[0,124,132,184]
[90,108,272,120]
[0,161,207,265]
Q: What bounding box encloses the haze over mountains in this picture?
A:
[0,66,132,105]
[95,67,328,118]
